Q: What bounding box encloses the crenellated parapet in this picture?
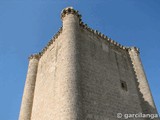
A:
[60,7,130,53]
[61,7,82,21]
[28,27,62,59]
[30,7,134,60]
[127,46,140,54]
[79,21,128,51]
[28,54,40,60]
[36,26,63,57]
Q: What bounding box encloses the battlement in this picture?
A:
[128,46,140,54]
[61,7,82,20]
[28,54,40,60]
[29,7,139,59]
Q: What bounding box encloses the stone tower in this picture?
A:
[19,7,159,120]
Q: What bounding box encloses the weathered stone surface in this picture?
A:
[19,7,159,120]
[128,47,158,115]
[19,55,39,120]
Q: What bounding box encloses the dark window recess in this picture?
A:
[121,81,128,91]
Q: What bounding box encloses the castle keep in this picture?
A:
[19,7,159,120]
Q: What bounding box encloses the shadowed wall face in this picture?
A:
[78,28,144,119]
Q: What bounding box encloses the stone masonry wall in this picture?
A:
[19,55,39,120]
[31,14,82,120]
[20,7,159,120]
[77,28,144,120]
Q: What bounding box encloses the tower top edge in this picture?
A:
[31,7,138,60]
[61,6,82,20]
[128,46,140,54]
[28,54,40,60]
